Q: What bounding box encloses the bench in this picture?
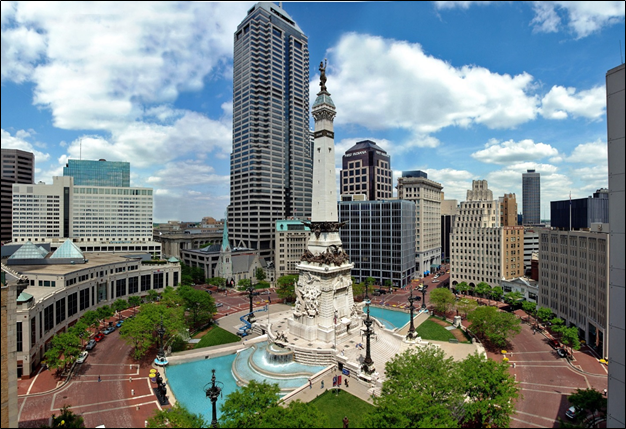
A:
[448,339,459,344]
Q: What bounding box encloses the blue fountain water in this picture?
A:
[167,342,327,422]
[366,306,412,329]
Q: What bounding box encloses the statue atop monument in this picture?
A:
[319,59,327,93]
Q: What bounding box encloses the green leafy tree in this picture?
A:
[191,266,205,284]
[455,282,470,296]
[128,295,142,316]
[220,380,281,428]
[568,388,607,428]
[456,298,478,318]
[146,289,160,303]
[80,310,99,333]
[112,298,129,321]
[364,345,463,428]
[95,305,114,330]
[69,320,90,347]
[467,306,522,348]
[429,287,456,315]
[561,326,581,354]
[490,286,504,303]
[550,317,566,340]
[255,267,266,282]
[522,301,537,325]
[147,402,207,428]
[160,286,184,308]
[42,405,85,428]
[259,400,326,428]
[458,353,519,428]
[237,278,252,291]
[44,331,82,372]
[177,285,216,328]
[352,281,365,300]
[276,275,298,302]
[384,279,393,292]
[504,291,524,307]
[536,307,553,324]
[474,282,492,306]
[208,277,226,289]
[365,277,376,295]
[256,280,271,290]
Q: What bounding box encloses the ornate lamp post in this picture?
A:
[362,297,374,374]
[246,283,256,322]
[407,287,418,339]
[157,315,166,360]
[421,285,427,310]
[204,369,223,428]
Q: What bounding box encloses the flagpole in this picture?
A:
[569,191,572,232]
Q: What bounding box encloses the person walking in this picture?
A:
[343,416,349,428]
[344,378,349,388]
[309,378,312,389]
[98,375,101,382]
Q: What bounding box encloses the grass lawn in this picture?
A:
[309,389,374,428]
[415,318,456,342]
[194,326,241,349]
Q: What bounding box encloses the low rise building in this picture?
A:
[274,220,310,279]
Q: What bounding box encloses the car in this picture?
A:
[94,333,105,342]
[116,320,124,328]
[252,291,260,296]
[205,289,213,294]
[85,339,97,350]
[432,279,440,283]
[77,351,88,364]
[372,290,381,296]
[565,406,577,419]
[103,326,116,335]
[216,302,224,308]
[557,348,567,358]
[549,339,560,349]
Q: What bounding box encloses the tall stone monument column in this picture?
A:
[288,61,359,342]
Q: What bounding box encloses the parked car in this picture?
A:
[205,290,213,294]
[216,302,224,308]
[85,339,97,350]
[103,326,116,335]
[94,332,105,342]
[77,351,88,364]
[557,348,567,358]
[432,279,440,283]
[565,406,577,419]
[549,339,560,349]
[116,320,124,328]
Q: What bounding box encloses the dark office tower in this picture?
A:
[340,140,392,200]
[522,169,540,225]
[228,3,312,259]
[1,149,35,242]
[63,159,130,187]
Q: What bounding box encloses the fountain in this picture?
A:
[266,343,294,364]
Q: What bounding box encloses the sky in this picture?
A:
[1,1,624,223]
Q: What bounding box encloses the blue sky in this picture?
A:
[2,1,624,222]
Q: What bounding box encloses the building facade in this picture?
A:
[522,169,540,225]
[441,199,458,262]
[499,193,518,226]
[539,228,609,358]
[397,171,443,275]
[12,176,154,246]
[63,159,130,187]
[5,250,180,378]
[274,220,310,279]
[340,140,392,201]
[523,228,541,275]
[229,3,312,260]
[1,149,34,243]
[606,63,625,428]
[338,200,416,288]
[550,189,609,230]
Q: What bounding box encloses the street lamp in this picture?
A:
[421,285,427,310]
[246,283,256,322]
[362,297,374,374]
[204,369,223,428]
[157,315,166,360]
[407,287,418,340]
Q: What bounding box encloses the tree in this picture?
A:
[80,310,99,333]
[146,289,160,303]
[503,291,524,307]
[474,282,492,306]
[536,307,553,324]
[44,331,82,372]
[561,326,581,354]
[161,286,184,308]
[147,402,207,428]
[458,353,519,428]
[68,320,90,347]
[490,286,504,303]
[43,405,85,428]
[177,285,216,328]
[112,298,129,321]
[190,266,205,284]
[276,275,298,302]
[364,345,463,428]
[352,281,365,300]
[467,306,522,348]
[568,388,607,428]
[429,287,456,315]
[456,298,477,318]
[95,305,114,330]
[220,380,281,428]
[208,277,226,289]
[365,277,376,295]
[255,267,266,282]
[128,295,142,316]
[259,400,326,428]
[384,279,393,292]
[237,278,252,291]
[455,282,470,296]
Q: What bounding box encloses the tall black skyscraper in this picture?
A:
[522,169,540,225]
[229,2,312,260]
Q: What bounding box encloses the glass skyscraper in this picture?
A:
[63,159,130,187]
[522,169,540,225]
[229,3,312,259]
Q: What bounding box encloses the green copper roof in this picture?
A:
[313,93,335,108]
[50,239,84,259]
[167,257,179,263]
[18,292,34,303]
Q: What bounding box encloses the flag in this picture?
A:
[342,368,350,377]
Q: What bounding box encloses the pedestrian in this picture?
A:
[345,378,349,388]
[343,416,349,428]
[98,375,101,382]
[321,380,324,389]
[604,389,607,396]
[309,378,312,389]
[129,376,133,383]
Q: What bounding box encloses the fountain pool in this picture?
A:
[166,341,328,421]
[365,306,417,329]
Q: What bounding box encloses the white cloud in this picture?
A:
[322,33,539,137]
[434,1,493,10]
[0,128,50,164]
[531,1,625,38]
[540,85,605,120]
[146,161,229,189]
[420,168,475,202]
[566,139,608,164]
[471,138,559,164]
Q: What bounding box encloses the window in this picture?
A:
[154,272,164,289]
[55,298,66,325]
[79,288,90,311]
[116,279,127,297]
[17,322,23,352]
[128,277,139,294]
[44,305,54,332]
[141,275,151,291]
